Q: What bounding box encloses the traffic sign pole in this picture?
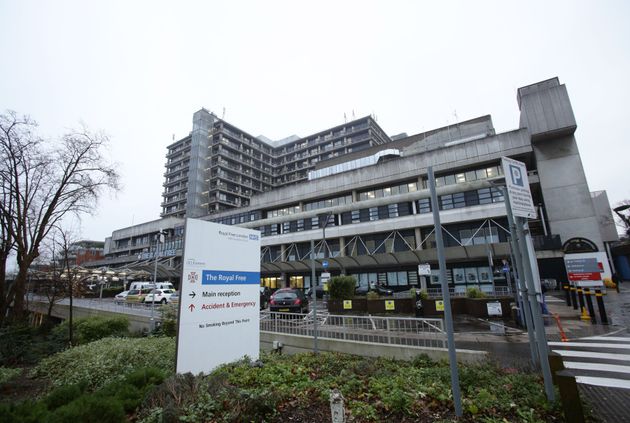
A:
[516,216,555,401]
[428,167,463,417]
[310,239,318,353]
[501,186,538,367]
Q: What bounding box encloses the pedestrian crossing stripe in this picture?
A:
[574,376,630,390]
[549,341,630,350]
[564,362,630,375]
[552,349,630,362]
[580,336,630,342]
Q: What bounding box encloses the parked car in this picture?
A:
[125,288,151,303]
[355,284,394,296]
[128,281,176,292]
[169,291,180,304]
[114,290,129,303]
[143,288,176,304]
[260,286,271,309]
[269,288,309,314]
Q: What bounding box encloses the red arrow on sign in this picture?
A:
[188,304,195,312]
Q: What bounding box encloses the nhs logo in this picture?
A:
[509,164,524,187]
[249,234,259,241]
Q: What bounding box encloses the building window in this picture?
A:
[417,198,431,214]
[351,210,360,224]
[369,207,378,221]
[441,194,454,210]
[388,204,399,218]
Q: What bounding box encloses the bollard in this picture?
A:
[595,289,608,324]
[329,389,346,423]
[570,283,578,310]
[576,287,585,312]
[548,351,565,384]
[584,288,596,324]
[556,371,585,423]
[564,283,571,306]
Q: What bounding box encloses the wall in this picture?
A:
[260,331,486,363]
[518,78,604,251]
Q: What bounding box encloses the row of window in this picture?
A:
[417,187,504,213]
[212,210,262,226]
[207,162,508,230]
[358,181,418,201]
[263,265,507,291]
[432,165,503,188]
[303,195,353,212]
[258,187,504,237]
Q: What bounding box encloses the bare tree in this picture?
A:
[34,227,76,323]
[0,111,120,324]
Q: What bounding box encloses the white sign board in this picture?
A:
[176,218,261,374]
[418,264,431,276]
[487,301,503,317]
[501,157,537,219]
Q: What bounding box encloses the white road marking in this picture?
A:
[574,376,630,390]
[579,336,630,342]
[552,349,630,362]
[549,342,630,350]
[564,361,630,375]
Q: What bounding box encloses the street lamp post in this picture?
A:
[318,211,333,294]
[150,229,168,332]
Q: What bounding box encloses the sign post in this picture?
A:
[176,219,261,374]
[501,157,554,401]
[428,166,463,417]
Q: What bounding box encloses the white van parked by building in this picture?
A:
[128,281,175,292]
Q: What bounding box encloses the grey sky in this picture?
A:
[1,0,629,241]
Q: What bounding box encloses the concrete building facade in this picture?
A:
[97,77,614,292]
[161,110,390,219]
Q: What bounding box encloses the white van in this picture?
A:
[128,281,175,291]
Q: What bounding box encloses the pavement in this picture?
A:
[452,288,630,422]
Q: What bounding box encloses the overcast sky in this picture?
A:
[1,0,629,242]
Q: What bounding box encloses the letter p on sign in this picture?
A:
[509,165,523,187]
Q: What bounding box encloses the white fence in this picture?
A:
[261,311,446,349]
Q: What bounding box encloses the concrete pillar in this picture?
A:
[280,244,286,261]
[339,237,346,257]
[351,190,359,202]
[414,228,423,250]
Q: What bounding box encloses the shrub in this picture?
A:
[156,304,178,337]
[32,336,175,390]
[466,286,486,298]
[48,395,126,423]
[99,368,166,413]
[50,316,129,345]
[0,325,41,366]
[409,289,428,300]
[0,400,49,423]
[44,382,87,410]
[0,366,22,384]
[133,352,561,422]
[366,291,380,300]
[328,276,357,300]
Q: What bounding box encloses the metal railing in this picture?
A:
[260,311,445,349]
[27,296,167,320]
[425,286,513,298]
